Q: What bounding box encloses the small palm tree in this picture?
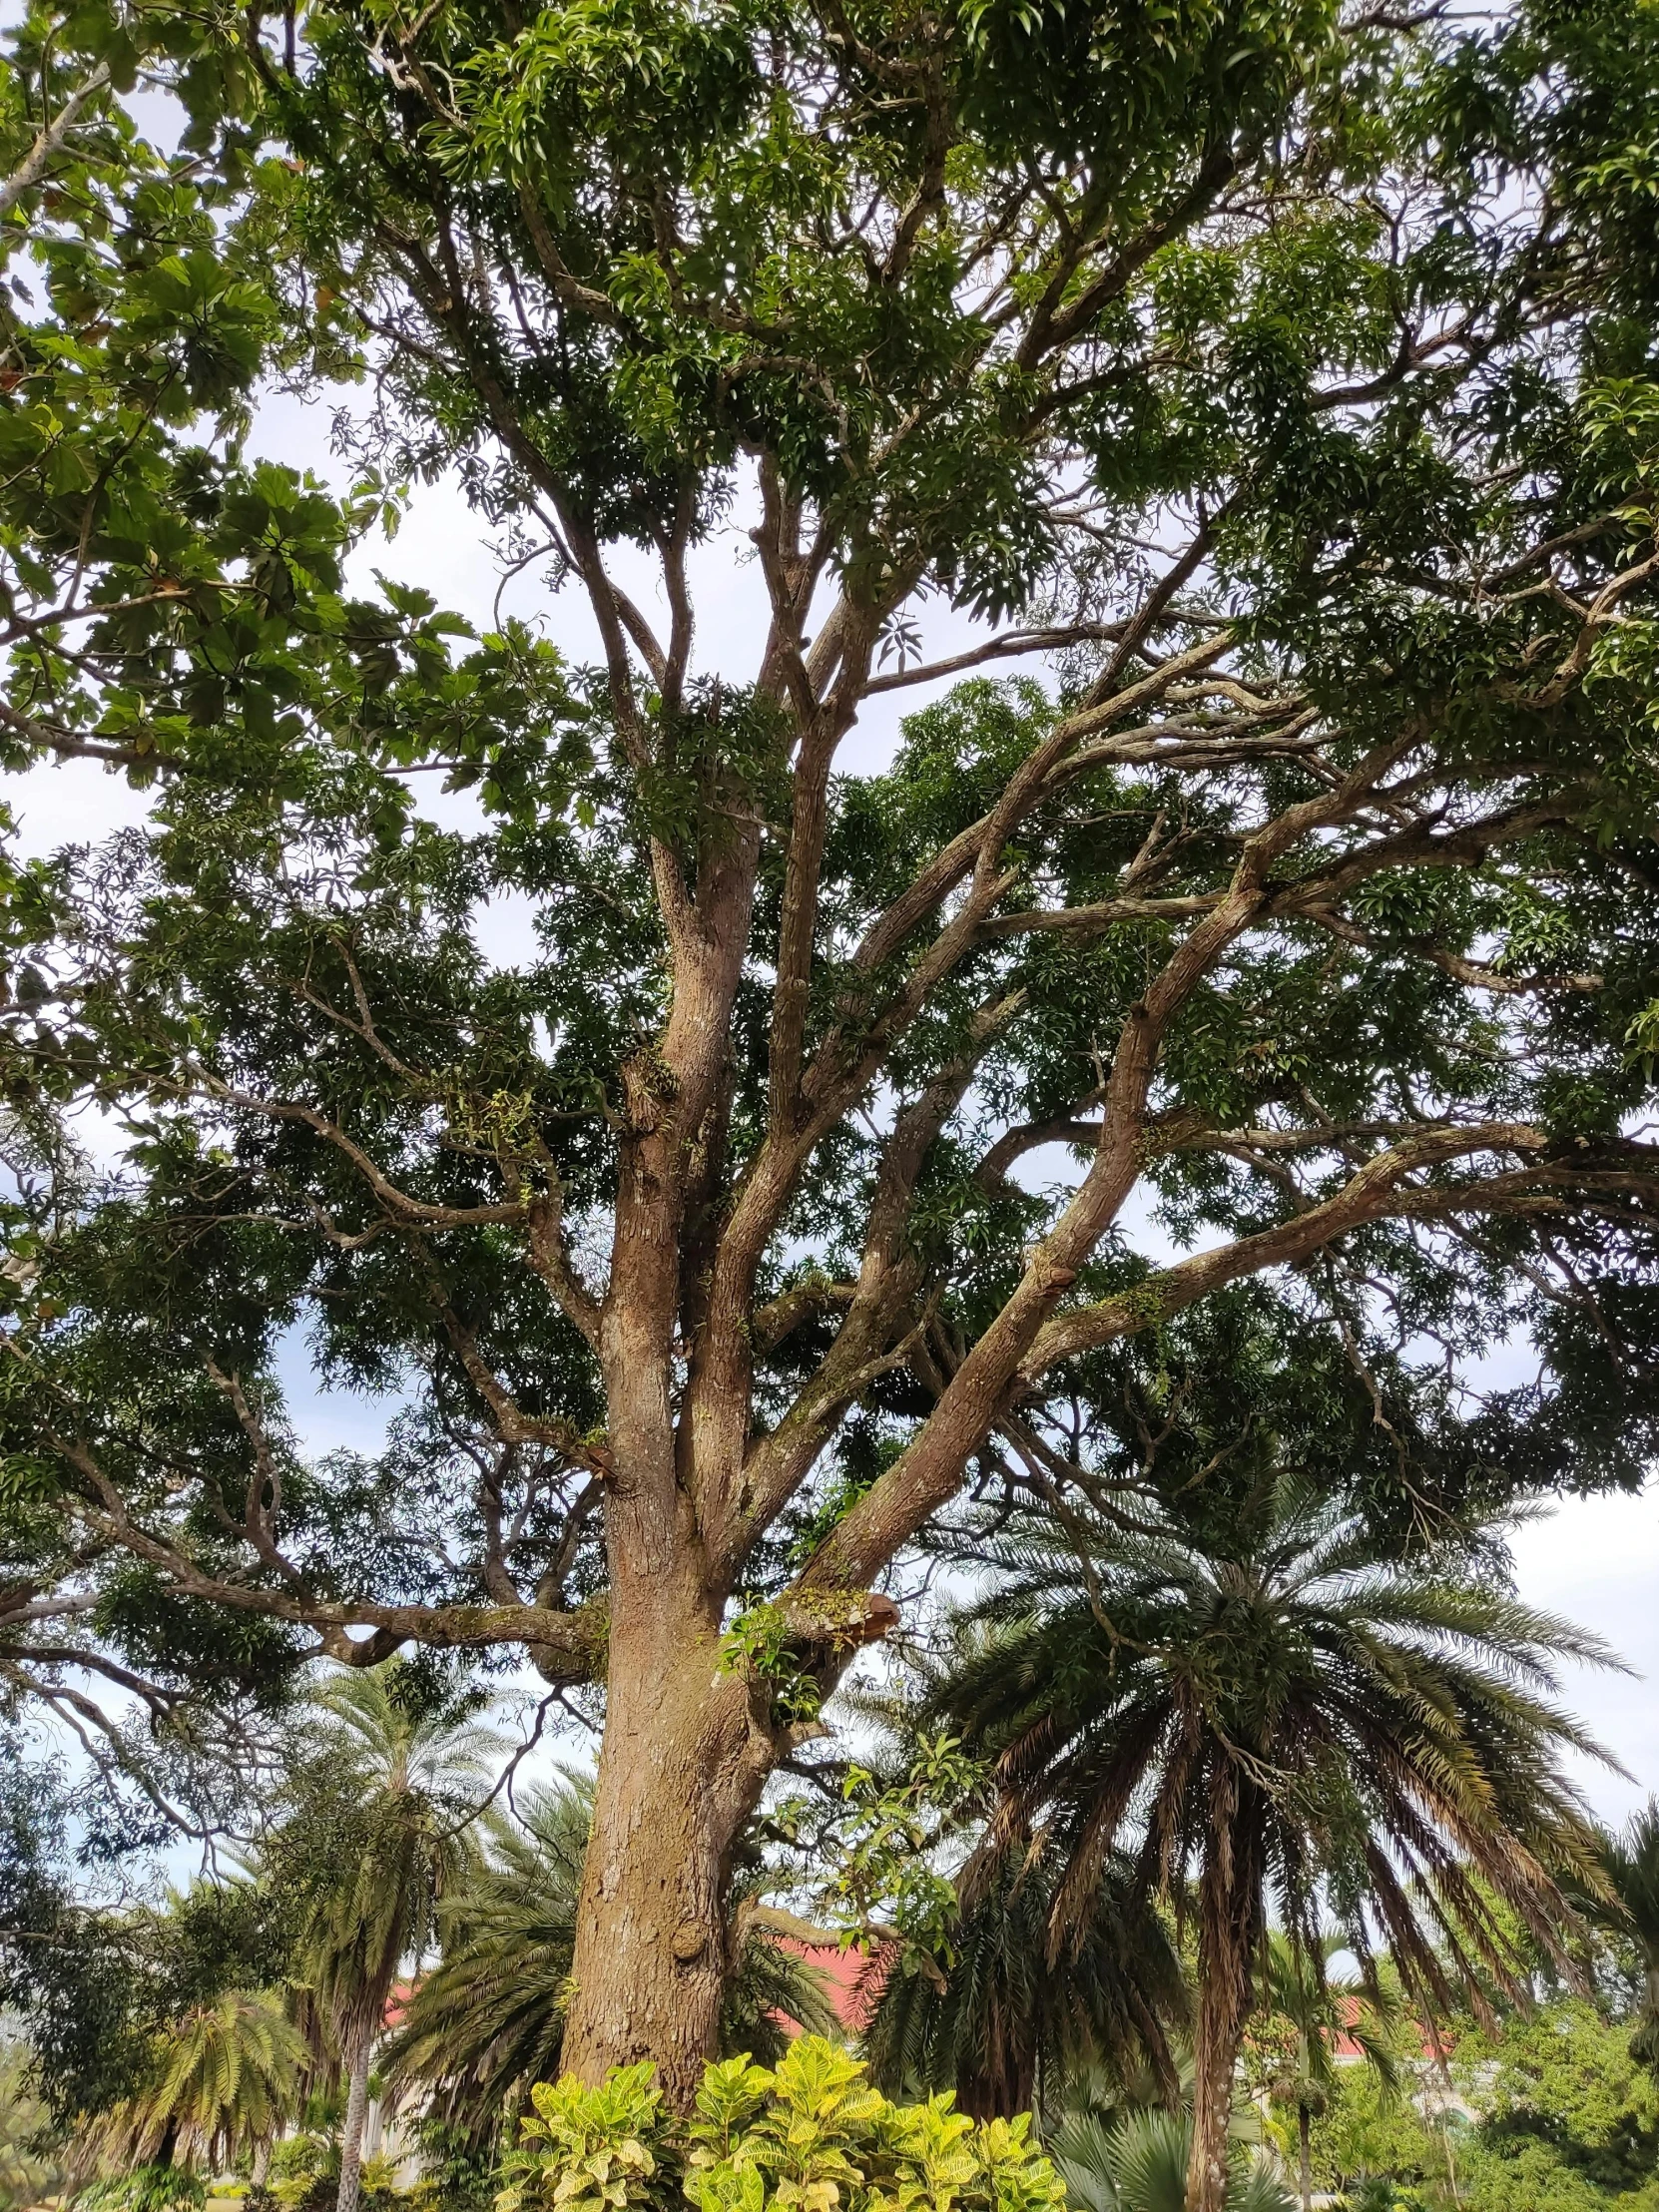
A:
[382,1773,835,2140]
[77,1990,304,2174]
[1049,2108,1292,2212]
[1592,1798,1659,2075]
[285,1662,500,2212]
[863,1827,1188,2117]
[1252,1936,1401,2212]
[930,1479,1614,2212]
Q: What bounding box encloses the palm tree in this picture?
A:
[1048,2108,1292,2212]
[381,1777,587,2137]
[285,1662,500,2212]
[928,1478,1614,2212]
[1592,1797,1659,2075]
[382,1773,835,2141]
[1253,1936,1401,2212]
[76,1990,304,2175]
[863,1827,1187,2117]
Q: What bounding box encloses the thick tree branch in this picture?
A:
[0,60,110,219]
[36,1423,606,1677]
[1016,1124,1652,1374]
[788,736,1417,1595]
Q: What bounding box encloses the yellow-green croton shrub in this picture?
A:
[497,2038,1068,2212]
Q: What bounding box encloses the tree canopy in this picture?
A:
[4,0,1659,2093]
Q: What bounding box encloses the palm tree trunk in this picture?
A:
[335,2022,374,2212]
[1187,1781,1264,2212]
[1299,2101,1313,2212]
[1188,1975,1243,2212]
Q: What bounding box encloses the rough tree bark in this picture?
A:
[335,2020,374,2212]
[1187,1775,1268,2212]
[560,1605,760,2100]
[553,811,782,2091]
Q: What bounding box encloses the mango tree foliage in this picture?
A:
[5,0,1659,2144]
[1455,2002,1659,2212]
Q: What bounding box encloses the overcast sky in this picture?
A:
[14,391,1657,1834]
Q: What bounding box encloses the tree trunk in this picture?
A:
[558,1567,766,2107]
[555,1010,789,2110]
[1188,1962,1245,2212]
[1299,2101,1313,2212]
[335,2022,373,2212]
[1187,1780,1264,2212]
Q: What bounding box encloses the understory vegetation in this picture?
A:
[5,1553,1659,2212]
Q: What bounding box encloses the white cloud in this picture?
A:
[1505,1488,1659,1824]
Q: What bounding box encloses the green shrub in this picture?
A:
[1455,2000,1659,2212]
[266,2126,339,2212]
[408,2119,499,2212]
[497,2038,1068,2212]
[75,2168,208,2212]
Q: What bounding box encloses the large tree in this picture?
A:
[5,0,1659,2107]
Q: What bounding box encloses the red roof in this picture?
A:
[777,1941,888,2035]
[1331,1992,1434,2062]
